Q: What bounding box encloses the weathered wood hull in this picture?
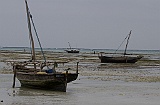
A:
[16,72,78,92]
[99,56,142,63]
[65,49,79,53]
[67,51,79,53]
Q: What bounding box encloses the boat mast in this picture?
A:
[124,30,132,55]
[68,42,72,49]
[25,0,36,69]
[25,0,36,62]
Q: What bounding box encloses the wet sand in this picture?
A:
[0,50,160,105]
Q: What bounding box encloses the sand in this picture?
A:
[0,50,160,105]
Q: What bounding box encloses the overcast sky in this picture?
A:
[0,0,160,50]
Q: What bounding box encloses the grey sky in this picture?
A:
[0,0,160,50]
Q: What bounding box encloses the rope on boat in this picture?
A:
[30,13,47,63]
[26,7,47,65]
[25,1,50,70]
[112,30,131,56]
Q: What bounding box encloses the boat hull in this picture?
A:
[16,72,78,92]
[65,49,79,53]
[66,50,79,53]
[99,56,142,63]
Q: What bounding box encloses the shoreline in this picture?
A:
[0,50,160,82]
[0,50,160,105]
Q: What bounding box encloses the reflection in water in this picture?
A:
[0,74,77,105]
[4,87,78,105]
[17,87,67,96]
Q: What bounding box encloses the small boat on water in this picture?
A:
[12,0,79,92]
[99,30,143,63]
[65,49,80,53]
[65,42,79,53]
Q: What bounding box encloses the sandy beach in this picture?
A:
[0,50,160,105]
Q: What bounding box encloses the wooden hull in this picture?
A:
[16,72,78,92]
[65,50,79,53]
[67,51,79,53]
[99,56,142,63]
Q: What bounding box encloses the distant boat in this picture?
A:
[65,49,80,53]
[99,30,143,63]
[12,0,79,92]
[65,42,79,53]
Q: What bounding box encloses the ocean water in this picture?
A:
[0,72,160,105]
[1,47,160,54]
[0,47,160,105]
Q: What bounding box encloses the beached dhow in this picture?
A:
[99,55,142,63]
[12,0,79,92]
[99,30,143,63]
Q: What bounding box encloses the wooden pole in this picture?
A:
[25,0,36,69]
[76,62,79,74]
[12,66,16,88]
[64,70,68,92]
[68,42,72,49]
[124,30,132,55]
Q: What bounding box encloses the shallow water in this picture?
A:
[0,50,160,105]
[0,74,160,105]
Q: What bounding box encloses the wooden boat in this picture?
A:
[12,0,79,92]
[65,49,80,53]
[99,55,143,63]
[13,61,79,92]
[99,30,143,63]
[65,42,79,53]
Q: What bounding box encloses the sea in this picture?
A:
[1,47,160,55]
[0,47,160,105]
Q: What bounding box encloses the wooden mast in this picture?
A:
[25,0,36,68]
[68,42,72,49]
[124,30,132,55]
